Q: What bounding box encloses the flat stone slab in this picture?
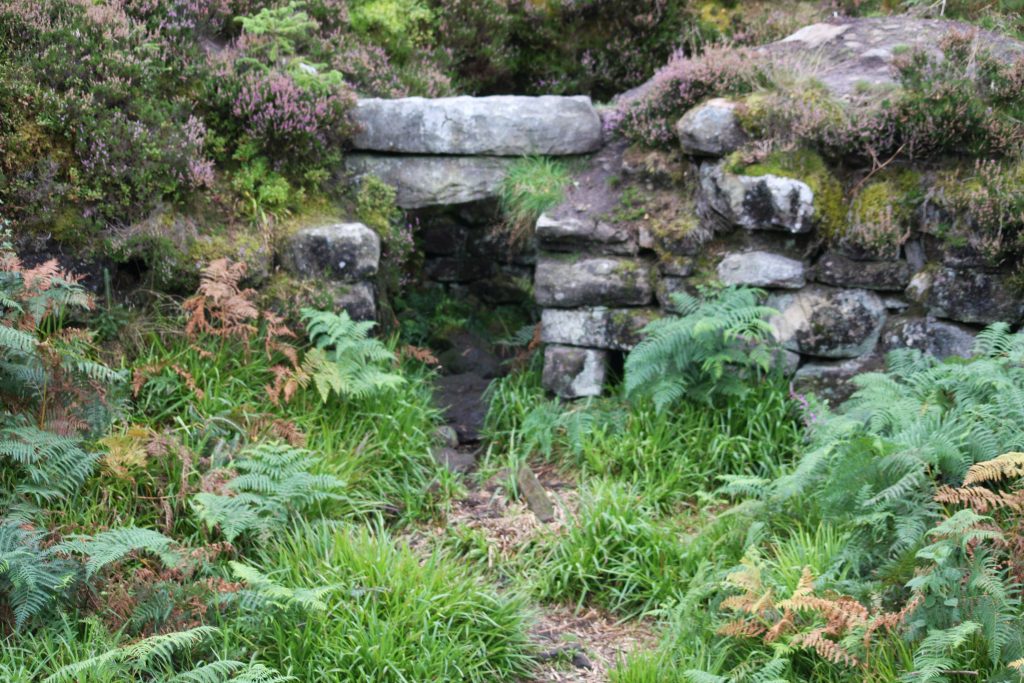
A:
[535,255,654,308]
[541,307,659,351]
[346,155,514,209]
[351,96,602,156]
[717,251,805,289]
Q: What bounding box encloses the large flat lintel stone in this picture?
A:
[351,95,602,155]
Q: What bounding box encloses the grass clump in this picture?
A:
[532,479,692,617]
[234,523,536,682]
[497,156,571,246]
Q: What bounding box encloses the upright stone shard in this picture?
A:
[346,155,515,209]
[542,345,608,399]
[351,95,603,155]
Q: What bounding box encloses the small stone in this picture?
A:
[517,465,555,523]
[330,281,376,321]
[768,286,887,359]
[675,98,748,157]
[542,345,608,399]
[432,446,476,475]
[434,426,459,448]
[535,256,654,308]
[905,271,932,303]
[717,251,806,289]
[283,222,380,282]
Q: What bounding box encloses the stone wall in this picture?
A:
[283,85,1020,404]
[535,95,1017,401]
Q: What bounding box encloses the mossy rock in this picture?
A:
[730,148,847,238]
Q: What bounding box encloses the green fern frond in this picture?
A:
[57,527,180,578]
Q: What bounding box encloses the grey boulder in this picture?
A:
[717,251,805,289]
[346,155,514,209]
[351,95,602,156]
[283,222,380,282]
[676,98,747,157]
[330,281,377,321]
[535,256,654,308]
[926,268,1024,325]
[769,286,886,359]
[700,161,815,233]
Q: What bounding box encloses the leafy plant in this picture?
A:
[624,286,777,410]
[298,308,405,402]
[0,522,75,630]
[191,442,346,542]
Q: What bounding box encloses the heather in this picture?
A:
[9,1,1024,682]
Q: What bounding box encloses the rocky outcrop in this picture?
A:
[811,252,912,291]
[346,155,514,209]
[351,96,602,155]
[700,162,815,233]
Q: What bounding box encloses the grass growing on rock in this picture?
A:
[497,156,572,245]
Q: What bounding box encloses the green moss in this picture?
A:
[734,148,848,238]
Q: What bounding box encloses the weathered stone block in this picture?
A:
[793,353,885,404]
[535,212,636,254]
[880,316,976,359]
[540,307,659,351]
[535,255,654,307]
[700,161,815,234]
[926,268,1024,325]
[768,286,886,359]
[330,281,376,321]
[717,250,806,289]
[351,95,602,156]
[812,252,912,291]
[675,98,747,157]
[542,345,608,399]
[346,155,514,209]
[283,222,380,282]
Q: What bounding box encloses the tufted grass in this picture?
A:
[497,156,571,245]
[221,522,537,683]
